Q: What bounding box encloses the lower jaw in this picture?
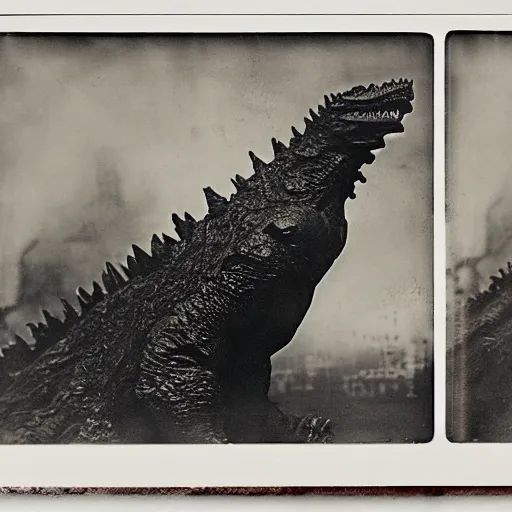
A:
[349,124,405,152]
[348,149,375,165]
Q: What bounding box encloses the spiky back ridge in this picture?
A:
[466,262,512,318]
[0,89,369,387]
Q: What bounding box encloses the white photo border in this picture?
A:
[0,12,507,488]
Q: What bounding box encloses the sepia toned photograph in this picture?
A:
[447,32,512,442]
[0,33,433,444]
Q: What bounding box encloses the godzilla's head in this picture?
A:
[270,78,414,205]
[319,78,413,145]
[219,79,414,277]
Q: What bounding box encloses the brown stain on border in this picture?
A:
[0,487,511,496]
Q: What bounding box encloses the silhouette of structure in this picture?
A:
[0,147,130,345]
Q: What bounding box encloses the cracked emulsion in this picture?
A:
[0,78,414,444]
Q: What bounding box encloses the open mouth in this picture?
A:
[341,105,403,122]
[337,78,414,123]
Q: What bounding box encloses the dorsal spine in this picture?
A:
[0,90,344,389]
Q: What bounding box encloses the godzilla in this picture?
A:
[450,262,512,442]
[0,78,414,444]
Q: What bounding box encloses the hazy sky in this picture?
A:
[0,34,433,353]
[447,34,512,286]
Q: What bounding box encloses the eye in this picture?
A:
[263,222,298,242]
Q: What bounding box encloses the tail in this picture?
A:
[0,238,49,393]
[0,230,180,395]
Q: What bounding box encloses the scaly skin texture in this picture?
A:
[0,79,414,443]
[451,263,512,442]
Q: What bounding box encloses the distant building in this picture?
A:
[270,311,432,400]
[0,148,132,344]
[270,350,338,395]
